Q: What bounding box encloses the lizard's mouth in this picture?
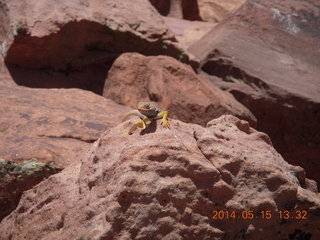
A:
[138,109,158,119]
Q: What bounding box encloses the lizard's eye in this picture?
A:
[145,104,150,109]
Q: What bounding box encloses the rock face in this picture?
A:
[0,81,130,220]
[0,82,130,168]
[188,0,320,185]
[0,0,196,94]
[103,53,256,127]
[0,115,319,239]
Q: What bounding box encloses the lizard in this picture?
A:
[122,102,170,135]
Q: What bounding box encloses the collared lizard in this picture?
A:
[122,102,170,135]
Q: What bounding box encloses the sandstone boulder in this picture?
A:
[103,53,256,127]
[0,81,130,220]
[0,115,319,239]
[0,0,197,94]
[0,82,130,168]
[188,0,320,185]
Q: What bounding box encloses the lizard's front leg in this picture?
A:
[159,111,170,128]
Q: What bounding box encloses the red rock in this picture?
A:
[0,80,130,220]
[103,52,256,127]
[0,83,130,168]
[0,159,60,221]
[0,115,318,239]
[198,0,246,22]
[188,0,320,185]
[4,0,175,69]
[0,0,197,94]
[163,16,215,48]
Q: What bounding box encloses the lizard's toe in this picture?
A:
[161,120,170,129]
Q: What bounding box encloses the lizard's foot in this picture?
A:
[161,118,170,128]
[159,110,170,129]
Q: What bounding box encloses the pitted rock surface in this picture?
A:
[0,115,319,240]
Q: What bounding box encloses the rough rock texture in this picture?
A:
[0,0,197,94]
[0,82,130,168]
[163,17,215,49]
[198,0,246,22]
[103,53,256,127]
[188,0,320,185]
[0,58,129,222]
[0,158,61,221]
[0,115,319,239]
[150,0,202,20]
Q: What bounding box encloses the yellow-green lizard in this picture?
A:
[122,102,170,134]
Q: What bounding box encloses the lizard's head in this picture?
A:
[137,102,161,118]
